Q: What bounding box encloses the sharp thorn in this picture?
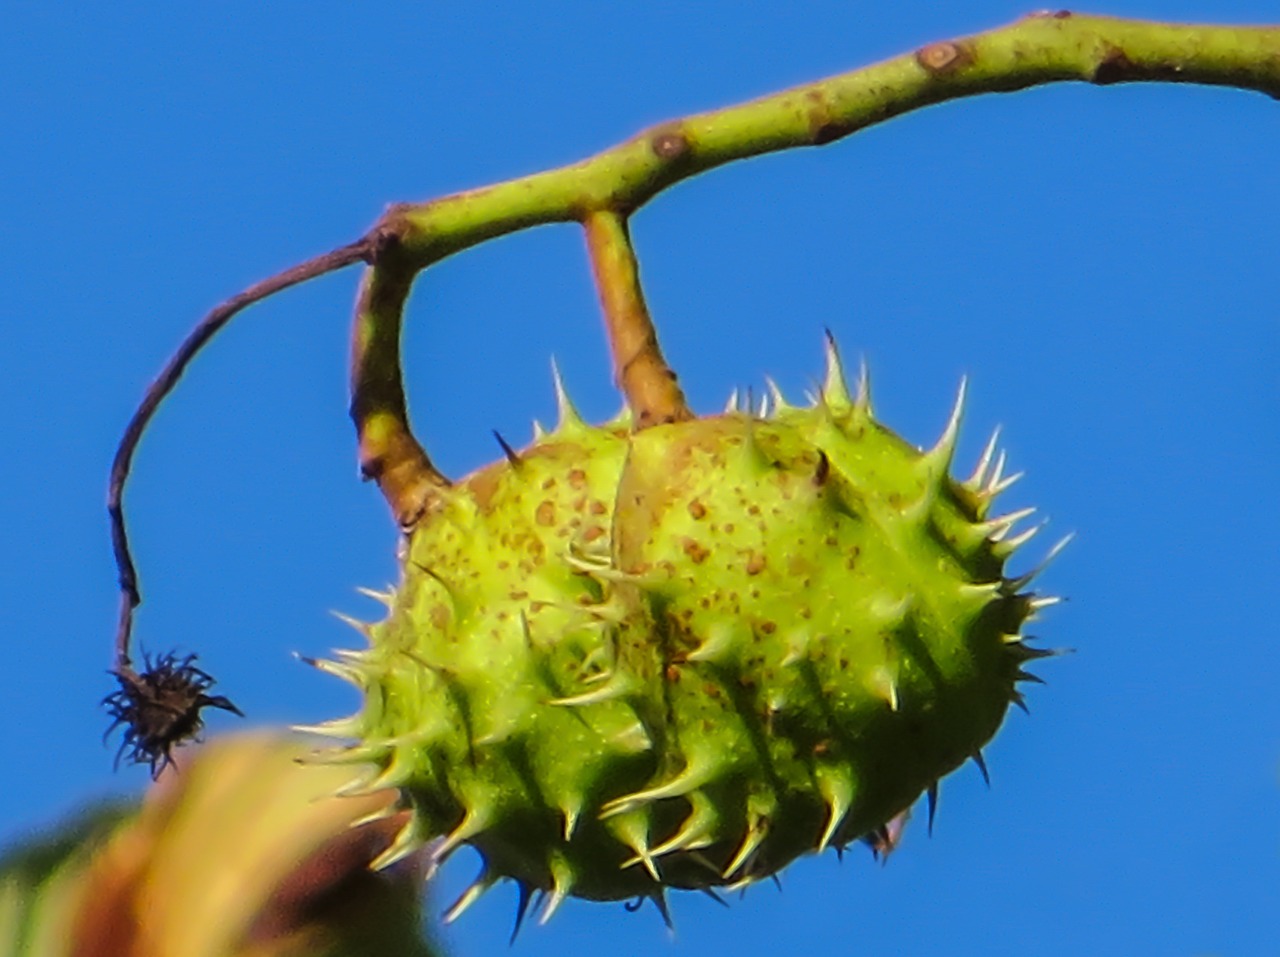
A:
[294,652,360,682]
[355,586,394,607]
[291,717,359,740]
[985,506,1038,540]
[1001,521,1045,551]
[549,670,634,708]
[650,794,717,857]
[817,776,853,853]
[539,856,575,925]
[1003,533,1074,593]
[928,377,966,467]
[346,803,399,831]
[821,329,853,409]
[765,376,788,412]
[492,429,522,467]
[989,470,1024,497]
[722,824,767,880]
[561,801,581,841]
[510,883,535,944]
[602,761,712,819]
[1008,641,1062,661]
[700,887,729,908]
[864,825,889,862]
[650,890,675,930]
[539,887,568,926]
[329,610,372,635]
[433,807,489,864]
[869,667,899,711]
[442,869,496,924]
[550,357,586,431]
[974,428,1001,483]
[1030,595,1064,612]
[813,449,831,487]
[853,356,871,413]
[971,751,991,788]
[368,817,423,872]
[612,817,661,881]
[985,451,1008,495]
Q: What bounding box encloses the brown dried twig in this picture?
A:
[105,239,374,767]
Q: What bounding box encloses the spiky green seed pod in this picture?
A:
[312,340,1060,924]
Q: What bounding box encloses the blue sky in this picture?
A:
[2,2,1277,955]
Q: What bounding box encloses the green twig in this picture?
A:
[380,12,1280,268]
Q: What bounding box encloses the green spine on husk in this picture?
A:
[306,338,1061,923]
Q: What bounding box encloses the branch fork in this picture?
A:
[103,11,1280,762]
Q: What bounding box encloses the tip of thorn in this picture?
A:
[970,751,991,788]
[926,377,966,466]
[820,333,854,409]
[492,429,522,467]
[329,610,371,634]
[765,376,788,413]
[550,357,586,431]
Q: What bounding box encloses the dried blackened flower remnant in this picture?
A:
[104,652,242,775]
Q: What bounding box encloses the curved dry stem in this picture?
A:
[108,239,373,675]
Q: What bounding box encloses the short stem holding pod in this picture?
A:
[583,210,692,429]
[350,261,450,529]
